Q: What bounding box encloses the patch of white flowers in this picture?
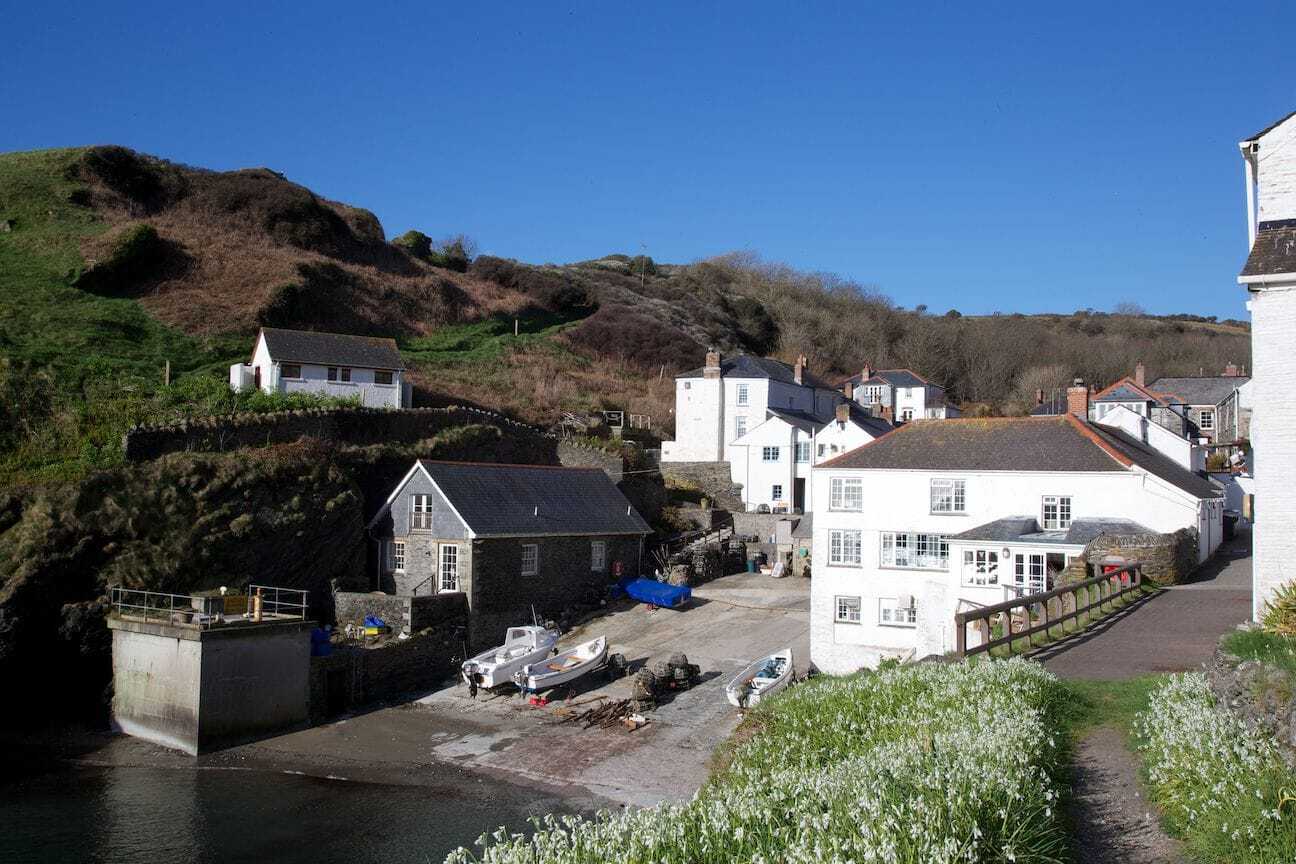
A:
[446,658,1068,864]
[1135,673,1296,862]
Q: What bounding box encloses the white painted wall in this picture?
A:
[815,416,878,464]
[729,417,802,512]
[1249,284,1296,619]
[1256,116,1296,223]
[809,465,1218,674]
[1095,404,1201,471]
[228,333,405,408]
[663,373,821,463]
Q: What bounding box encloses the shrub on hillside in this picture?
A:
[471,256,592,311]
[73,146,181,212]
[395,230,473,272]
[562,304,702,371]
[74,222,183,297]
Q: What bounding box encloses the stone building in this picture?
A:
[367,461,651,647]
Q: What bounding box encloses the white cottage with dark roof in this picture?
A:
[841,365,960,421]
[809,412,1225,673]
[366,461,651,647]
[1238,109,1296,619]
[229,327,411,409]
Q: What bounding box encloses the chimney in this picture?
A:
[703,350,721,380]
[843,379,854,400]
[880,405,894,423]
[1134,361,1145,388]
[1035,388,1044,406]
[793,354,805,385]
[861,363,873,382]
[1223,362,1239,377]
[1067,378,1089,418]
[835,402,849,423]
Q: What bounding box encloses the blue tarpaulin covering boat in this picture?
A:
[619,577,691,608]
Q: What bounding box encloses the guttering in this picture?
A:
[1237,272,1296,291]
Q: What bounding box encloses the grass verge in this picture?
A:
[1222,628,1296,675]
[447,659,1070,863]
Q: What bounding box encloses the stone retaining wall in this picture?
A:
[333,590,467,637]
[555,441,624,482]
[1206,635,1296,765]
[1084,528,1198,585]
[660,461,744,510]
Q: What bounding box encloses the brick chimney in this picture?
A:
[835,402,849,423]
[861,363,873,383]
[880,404,894,423]
[1134,361,1145,387]
[1223,362,1239,377]
[843,379,854,400]
[1067,378,1089,418]
[703,350,721,380]
[793,354,806,385]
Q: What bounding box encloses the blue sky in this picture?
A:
[4,2,1293,318]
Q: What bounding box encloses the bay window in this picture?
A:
[880,531,949,570]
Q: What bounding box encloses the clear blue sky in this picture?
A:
[5,2,1293,319]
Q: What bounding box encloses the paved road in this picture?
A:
[1037,529,1253,680]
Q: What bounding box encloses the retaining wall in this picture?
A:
[1206,636,1296,766]
[1084,528,1198,585]
[660,461,744,510]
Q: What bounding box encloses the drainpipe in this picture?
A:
[1241,141,1259,249]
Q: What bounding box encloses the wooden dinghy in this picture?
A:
[513,636,608,693]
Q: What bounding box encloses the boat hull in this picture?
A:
[462,628,560,689]
[725,648,793,709]
[515,637,608,693]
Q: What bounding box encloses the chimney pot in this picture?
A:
[793,355,804,385]
[835,402,849,423]
[1067,379,1090,419]
[704,350,722,379]
[1223,362,1239,377]
[1134,361,1145,388]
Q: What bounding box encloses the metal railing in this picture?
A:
[954,562,1144,658]
[246,584,309,620]
[109,587,225,628]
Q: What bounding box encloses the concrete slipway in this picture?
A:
[165,571,811,808]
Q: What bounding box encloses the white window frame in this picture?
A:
[817,443,826,458]
[439,544,458,592]
[879,597,917,627]
[834,595,861,624]
[1198,408,1215,431]
[900,408,914,421]
[771,484,783,502]
[962,548,1000,586]
[930,478,966,514]
[1041,495,1072,530]
[521,543,539,576]
[734,415,748,439]
[829,477,864,511]
[280,363,302,380]
[410,494,433,530]
[761,446,780,463]
[828,530,862,566]
[880,531,949,570]
[591,540,607,572]
[736,383,749,406]
[795,441,811,463]
[1013,552,1045,594]
[388,539,405,573]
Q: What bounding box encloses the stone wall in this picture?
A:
[556,441,624,482]
[333,590,467,638]
[731,512,798,544]
[660,461,744,510]
[1084,528,1198,585]
[1206,635,1296,765]
[123,405,554,462]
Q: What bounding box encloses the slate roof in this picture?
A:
[259,327,405,370]
[1148,376,1249,407]
[820,415,1221,500]
[1242,110,1296,143]
[417,461,650,537]
[951,516,1041,542]
[759,402,893,438]
[676,354,830,387]
[950,516,1153,546]
[1030,394,1067,416]
[766,408,821,434]
[791,514,813,540]
[842,368,931,389]
[1240,223,1296,279]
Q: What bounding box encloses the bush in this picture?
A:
[561,304,701,370]
[470,256,591,312]
[74,223,170,296]
[447,659,1068,863]
[1136,674,1296,862]
[1263,581,1296,637]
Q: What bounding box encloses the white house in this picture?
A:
[660,351,843,463]
[809,410,1225,674]
[727,402,892,512]
[230,327,412,409]
[1238,109,1296,619]
[1093,403,1205,472]
[841,366,960,421]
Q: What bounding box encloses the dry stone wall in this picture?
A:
[1084,528,1198,585]
[1206,636,1296,766]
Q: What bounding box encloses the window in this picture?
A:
[817,444,826,458]
[796,441,811,463]
[329,366,352,383]
[736,383,749,406]
[900,408,914,421]
[829,477,864,511]
[962,549,1000,585]
[1041,495,1072,530]
[828,530,862,566]
[327,367,338,381]
[440,544,458,592]
[930,478,966,514]
[771,484,783,501]
[880,532,949,570]
[879,598,917,627]
[340,367,351,383]
[735,416,748,439]
[1013,553,1045,594]
[374,370,394,385]
[521,543,539,575]
[1199,409,1215,431]
[388,540,405,572]
[410,494,432,530]
[280,364,302,379]
[683,381,691,390]
[591,540,607,572]
[834,596,861,623]
[762,446,780,462]
[863,385,884,404]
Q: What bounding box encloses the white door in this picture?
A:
[439,544,459,592]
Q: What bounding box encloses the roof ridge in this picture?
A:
[260,325,399,344]
[816,423,906,467]
[1063,413,1133,468]
[418,459,603,471]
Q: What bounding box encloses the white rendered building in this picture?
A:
[230,327,411,409]
[841,366,960,421]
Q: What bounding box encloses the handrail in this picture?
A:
[246,584,309,620]
[954,562,1143,658]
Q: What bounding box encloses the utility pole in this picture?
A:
[640,242,647,291]
[163,359,170,387]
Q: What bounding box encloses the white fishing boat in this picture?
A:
[513,636,608,693]
[725,648,793,708]
[462,625,561,689]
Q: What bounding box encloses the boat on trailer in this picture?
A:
[725,648,793,708]
[513,636,608,693]
[462,625,561,689]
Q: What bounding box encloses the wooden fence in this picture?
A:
[953,562,1144,658]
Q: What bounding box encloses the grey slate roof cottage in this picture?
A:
[229,327,412,409]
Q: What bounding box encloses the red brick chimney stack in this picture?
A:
[835,402,849,423]
[703,350,722,379]
[793,354,806,385]
[1134,361,1146,388]
[862,363,873,382]
[843,379,854,400]
[1224,362,1239,377]
[1067,379,1090,418]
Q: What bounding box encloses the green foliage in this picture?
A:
[1262,582,1296,638]
[394,230,472,271]
[393,229,432,259]
[1226,627,1296,673]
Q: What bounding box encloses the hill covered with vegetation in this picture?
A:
[0,145,1251,485]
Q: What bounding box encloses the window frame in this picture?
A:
[736,383,749,406]
[829,477,864,512]
[880,531,949,570]
[761,446,780,463]
[409,494,433,531]
[878,597,917,628]
[834,595,861,624]
[439,544,459,592]
[340,367,352,383]
[961,548,1000,586]
[590,540,607,572]
[1198,408,1215,431]
[929,478,967,514]
[280,363,302,380]
[771,484,783,502]
[374,369,394,386]
[388,539,406,573]
[1013,552,1046,594]
[520,543,539,576]
[327,367,338,382]
[795,441,811,463]
[827,529,863,566]
[734,415,747,439]
[1041,495,1072,530]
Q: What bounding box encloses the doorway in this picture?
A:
[793,478,805,512]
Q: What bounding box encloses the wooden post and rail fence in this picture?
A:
[954,561,1144,658]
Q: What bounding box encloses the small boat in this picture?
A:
[514,636,608,693]
[726,648,794,708]
[462,625,561,689]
